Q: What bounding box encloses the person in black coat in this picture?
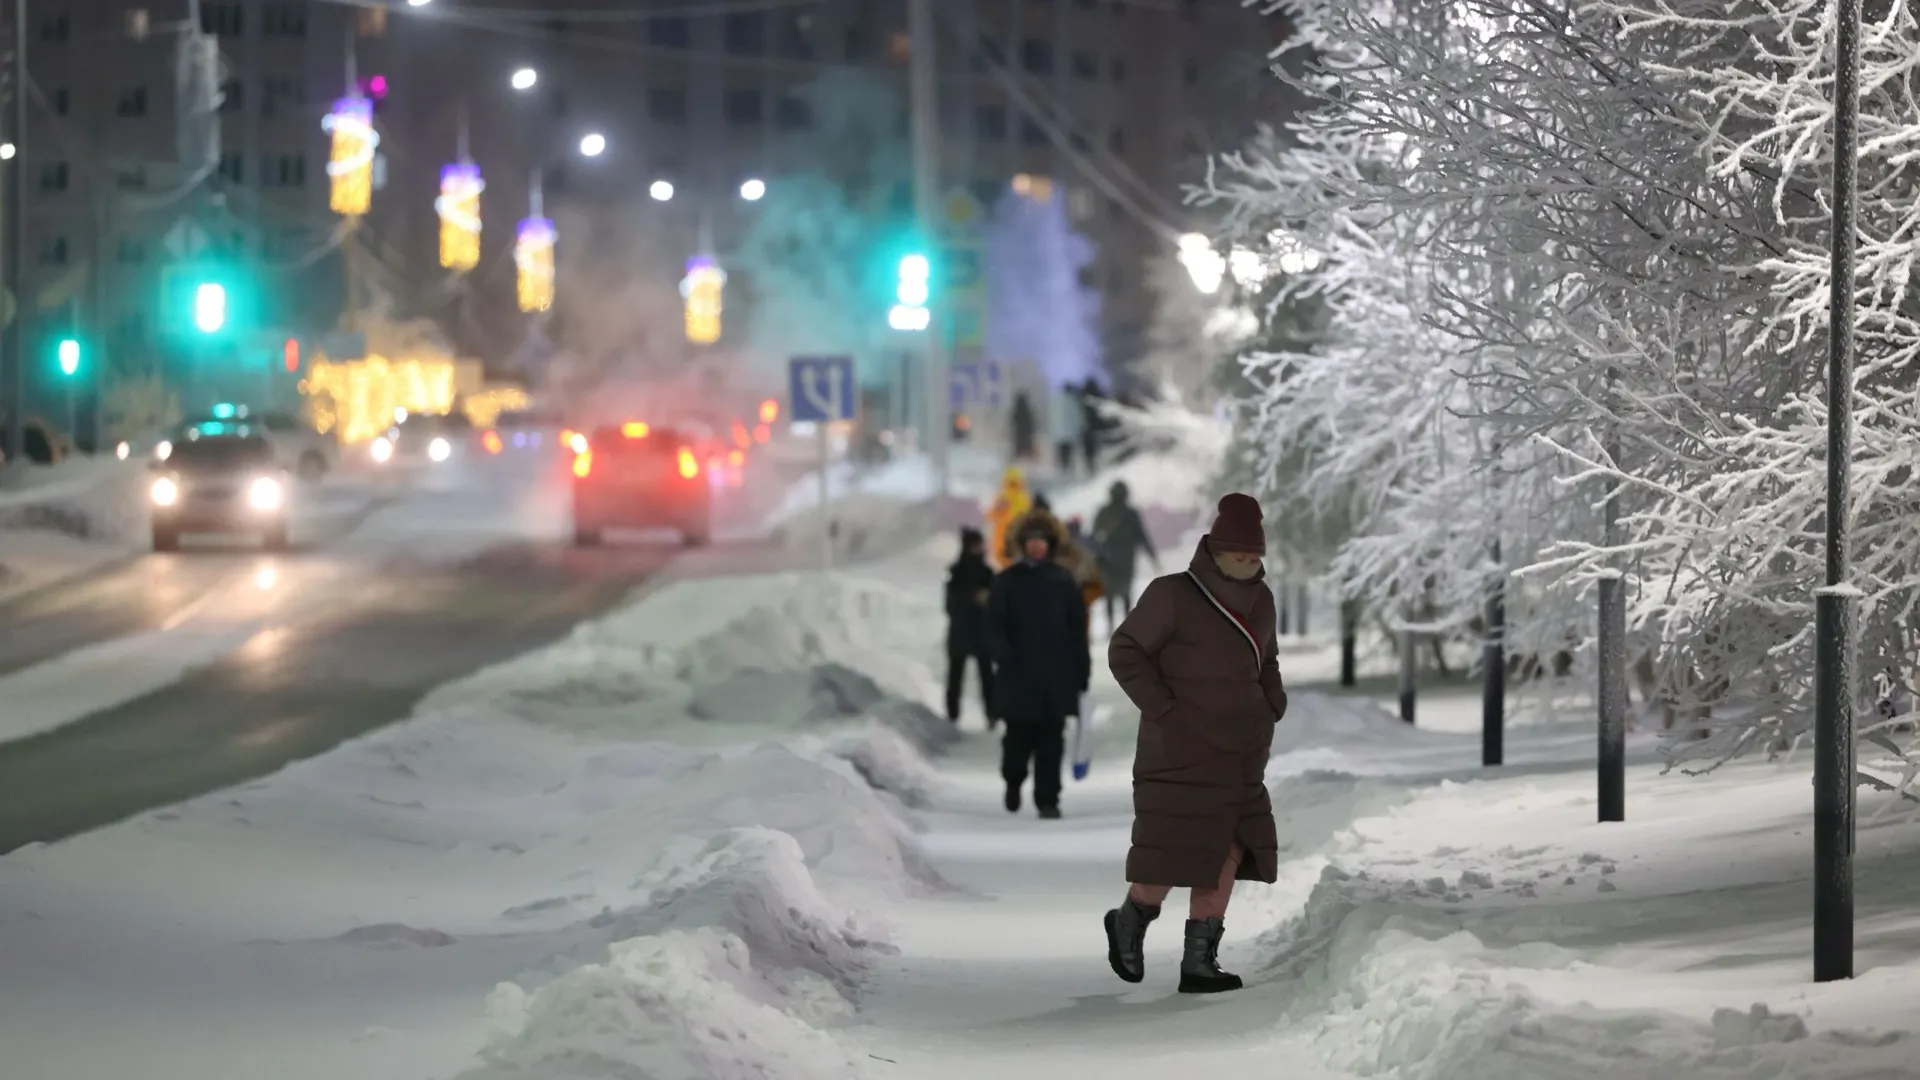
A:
[944,527,998,726]
[988,516,1092,819]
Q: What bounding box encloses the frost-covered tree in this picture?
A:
[983,189,1103,388]
[1213,0,1920,779]
[1138,252,1261,407]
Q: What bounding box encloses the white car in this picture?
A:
[157,405,337,481]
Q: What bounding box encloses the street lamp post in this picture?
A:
[3,0,26,472]
[1814,0,1861,985]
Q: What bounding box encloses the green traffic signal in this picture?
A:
[193,282,227,334]
[56,338,79,376]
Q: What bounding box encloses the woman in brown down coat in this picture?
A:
[1103,493,1287,994]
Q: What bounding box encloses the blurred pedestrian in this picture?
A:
[1103,493,1288,994]
[987,516,1091,820]
[985,467,1032,571]
[1079,378,1106,473]
[1050,386,1085,476]
[1011,391,1039,463]
[1092,481,1158,624]
[944,527,999,728]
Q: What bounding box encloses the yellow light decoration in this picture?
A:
[515,217,556,313]
[462,385,532,429]
[681,256,725,345]
[299,354,458,445]
[437,163,484,271]
[324,97,377,217]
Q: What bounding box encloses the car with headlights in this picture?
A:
[367,410,476,469]
[570,422,712,547]
[148,433,291,551]
[156,405,336,481]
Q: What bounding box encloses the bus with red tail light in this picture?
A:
[570,422,712,547]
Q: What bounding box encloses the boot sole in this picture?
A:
[1104,910,1145,984]
[1177,976,1244,994]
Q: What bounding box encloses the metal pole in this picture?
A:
[1814,0,1861,984]
[817,419,832,572]
[1297,583,1310,637]
[3,0,27,473]
[1340,599,1358,688]
[1399,626,1417,724]
[908,0,949,495]
[1277,581,1291,635]
[1483,539,1506,767]
[1598,386,1628,822]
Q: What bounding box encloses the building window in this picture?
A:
[1183,57,1201,85]
[356,7,386,36]
[53,88,69,116]
[201,2,243,37]
[725,89,763,126]
[649,16,689,48]
[649,86,687,124]
[774,13,815,59]
[39,236,68,265]
[116,168,147,190]
[725,13,763,53]
[976,105,1007,140]
[262,154,306,188]
[219,78,242,113]
[1020,118,1047,147]
[263,78,304,118]
[1072,51,1097,79]
[1021,38,1053,75]
[263,2,305,37]
[774,94,813,131]
[39,162,69,192]
[117,87,150,118]
[218,153,243,183]
[40,13,70,42]
[117,237,147,264]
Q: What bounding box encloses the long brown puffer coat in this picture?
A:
[1109,538,1288,887]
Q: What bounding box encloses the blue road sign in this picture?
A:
[789,355,856,423]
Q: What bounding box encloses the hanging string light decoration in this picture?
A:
[515,216,556,313]
[681,256,725,344]
[437,163,484,271]
[323,96,378,216]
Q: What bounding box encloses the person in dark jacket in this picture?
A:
[1011,391,1039,462]
[1103,494,1287,996]
[1091,481,1159,623]
[944,527,998,726]
[987,516,1091,819]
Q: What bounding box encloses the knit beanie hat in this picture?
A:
[1208,493,1266,554]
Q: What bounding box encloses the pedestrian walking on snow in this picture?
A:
[987,517,1091,820]
[1103,493,1288,994]
[1091,481,1158,624]
[944,527,998,727]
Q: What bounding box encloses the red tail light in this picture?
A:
[572,450,592,478]
[676,446,700,479]
[752,423,771,444]
[482,429,504,454]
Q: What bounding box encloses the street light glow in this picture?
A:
[579,133,606,157]
[0,143,15,160]
[407,0,432,6]
[511,68,537,92]
[650,180,674,202]
[739,178,766,201]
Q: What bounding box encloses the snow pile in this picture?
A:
[427,570,957,755]
[0,457,144,541]
[468,928,869,1080]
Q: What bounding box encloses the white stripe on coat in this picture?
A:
[1184,570,1262,670]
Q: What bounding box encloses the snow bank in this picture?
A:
[468,928,868,1080]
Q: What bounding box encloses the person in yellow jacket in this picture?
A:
[986,466,1033,570]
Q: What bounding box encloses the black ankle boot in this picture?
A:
[1004,781,1021,813]
[1103,896,1160,984]
[1177,917,1243,994]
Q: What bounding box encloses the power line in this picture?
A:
[403,0,834,22]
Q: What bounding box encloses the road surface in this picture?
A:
[0,459,818,852]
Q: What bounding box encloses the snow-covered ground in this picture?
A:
[4,467,1919,1078]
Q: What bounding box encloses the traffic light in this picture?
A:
[193,282,227,334]
[889,252,930,332]
[56,338,79,376]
